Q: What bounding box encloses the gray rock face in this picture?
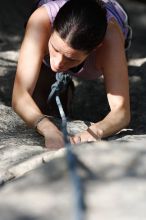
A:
[1,142,146,220]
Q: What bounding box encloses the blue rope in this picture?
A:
[56,94,85,220]
[48,72,72,102]
[48,72,96,220]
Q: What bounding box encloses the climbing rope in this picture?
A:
[48,72,96,220]
[48,72,72,103]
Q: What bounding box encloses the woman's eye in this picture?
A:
[54,48,57,52]
[53,46,59,53]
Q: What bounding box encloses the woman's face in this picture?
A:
[48,31,88,72]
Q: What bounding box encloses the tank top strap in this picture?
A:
[38,0,68,25]
[103,0,129,37]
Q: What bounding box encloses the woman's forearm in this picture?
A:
[90,108,131,138]
[12,89,43,126]
[12,89,59,134]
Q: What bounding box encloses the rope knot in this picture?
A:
[48,72,72,102]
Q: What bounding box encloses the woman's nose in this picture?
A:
[53,53,64,69]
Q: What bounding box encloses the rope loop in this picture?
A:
[48,72,72,102]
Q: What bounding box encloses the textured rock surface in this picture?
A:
[1,142,146,220]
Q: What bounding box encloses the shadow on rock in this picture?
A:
[71,77,109,123]
[0,67,15,106]
[128,62,146,134]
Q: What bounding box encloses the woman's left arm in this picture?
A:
[72,21,130,143]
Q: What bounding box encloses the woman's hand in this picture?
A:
[36,117,65,149]
[44,129,65,149]
[71,126,102,144]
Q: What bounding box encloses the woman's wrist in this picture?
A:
[34,115,50,129]
[34,115,58,136]
[88,124,103,139]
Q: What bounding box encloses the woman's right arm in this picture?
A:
[12,7,64,149]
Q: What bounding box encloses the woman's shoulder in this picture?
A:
[96,18,125,67]
[27,6,51,31]
[103,18,125,49]
[38,0,68,25]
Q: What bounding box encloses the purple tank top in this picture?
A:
[38,0,129,37]
[38,0,130,80]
